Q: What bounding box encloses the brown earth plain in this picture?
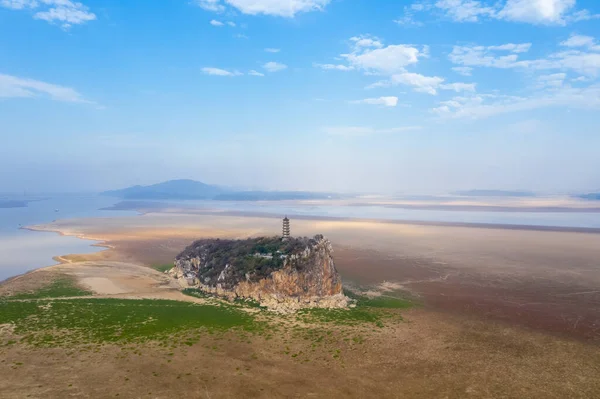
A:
[1,210,600,398]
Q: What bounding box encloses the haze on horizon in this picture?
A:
[1,0,599,195]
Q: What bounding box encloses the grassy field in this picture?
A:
[0,278,410,351]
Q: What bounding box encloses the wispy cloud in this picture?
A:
[210,19,224,26]
[1,0,37,10]
[368,72,475,95]
[313,63,354,71]
[201,67,242,76]
[1,0,97,29]
[432,85,600,119]
[349,96,399,107]
[248,70,265,77]
[265,48,281,53]
[450,39,600,76]
[398,0,597,26]
[452,66,473,76]
[193,0,331,17]
[263,61,287,72]
[0,72,90,103]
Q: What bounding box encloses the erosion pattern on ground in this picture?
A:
[172,235,346,310]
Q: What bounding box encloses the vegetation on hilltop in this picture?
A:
[176,236,324,287]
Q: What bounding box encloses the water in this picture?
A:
[1,195,599,282]
[0,196,135,281]
[136,199,600,229]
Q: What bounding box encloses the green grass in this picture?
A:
[297,307,381,326]
[7,277,93,299]
[0,298,261,347]
[151,264,173,273]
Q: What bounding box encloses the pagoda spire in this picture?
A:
[282,216,290,240]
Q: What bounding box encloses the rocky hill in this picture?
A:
[171,235,348,311]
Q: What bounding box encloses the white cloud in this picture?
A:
[497,0,575,25]
[560,34,600,51]
[568,9,600,22]
[440,82,477,92]
[435,0,496,22]
[450,40,600,76]
[313,63,354,71]
[1,0,96,28]
[449,43,531,68]
[322,125,422,137]
[263,61,287,72]
[369,72,475,95]
[209,19,236,27]
[265,48,281,53]
[390,72,445,95]
[394,4,425,26]
[1,0,37,9]
[234,33,249,39]
[315,36,426,76]
[34,0,96,29]
[403,0,596,26]
[195,0,225,12]
[195,0,331,17]
[349,96,399,107]
[432,85,600,119]
[452,66,473,76]
[248,70,265,76]
[572,76,589,82]
[350,35,383,49]
[488,43,532,53]
[0,73,89,103]
[536,73,566,88]
[343,44,425,74]
[201,67,242,76]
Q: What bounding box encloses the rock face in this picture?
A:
[171,235,347,312]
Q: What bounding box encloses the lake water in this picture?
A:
[138,199,600,229]
[1,195,600,282]
[0,196,136,282]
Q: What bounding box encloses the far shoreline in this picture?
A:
[4,203,600,285]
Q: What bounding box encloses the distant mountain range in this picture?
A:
[101,180,339,201]
[101,180,226,200]
[453,190,536,198]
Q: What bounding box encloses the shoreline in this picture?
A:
[4,206,600,285]
[0,226,112,284]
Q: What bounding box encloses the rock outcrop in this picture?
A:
[171,235,348,312]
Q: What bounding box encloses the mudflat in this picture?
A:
[1,211,600,398]
[28,211,600,341]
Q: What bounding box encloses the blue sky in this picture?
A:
[1,0,599,194]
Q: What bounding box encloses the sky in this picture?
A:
[1,0,599,194]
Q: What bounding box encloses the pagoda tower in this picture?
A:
[282,216,290,240]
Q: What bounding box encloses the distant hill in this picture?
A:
[101,180,226,200]
[578,193,600,201]
[101,180,339,201]
[454,190,536,198]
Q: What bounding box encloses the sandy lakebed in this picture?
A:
[1,209,600,398]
